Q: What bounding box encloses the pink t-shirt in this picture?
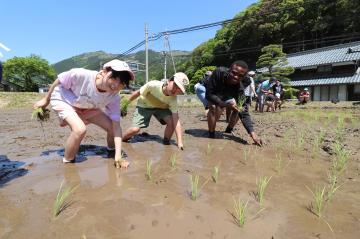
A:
[50,68,121,121]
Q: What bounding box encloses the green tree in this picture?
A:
[256,44,294,82]
[3,55,56,91]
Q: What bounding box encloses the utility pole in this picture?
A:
[164,33,176,74]
[163,36,167,79]
[145,24,149,83]
[162,51,167,79]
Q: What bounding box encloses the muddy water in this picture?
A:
[0,106,360,238]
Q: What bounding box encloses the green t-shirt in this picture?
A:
[137,80,178,113]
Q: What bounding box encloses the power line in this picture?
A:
[118,0,358,57]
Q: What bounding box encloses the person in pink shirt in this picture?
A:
[34,60,134,168]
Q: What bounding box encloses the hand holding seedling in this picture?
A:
[34,97,50,109]
[250,132,263,147]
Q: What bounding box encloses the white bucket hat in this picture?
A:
[103,59,135,81]
[173,72,189,94]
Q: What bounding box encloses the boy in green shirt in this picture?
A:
[122,72,189,150]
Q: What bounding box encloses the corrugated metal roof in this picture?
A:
[290,73,360,86]
[287,41,360,68]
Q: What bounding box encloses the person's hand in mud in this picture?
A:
[114,159,130,169]
[250,132,264,147]
[33,97,50,109]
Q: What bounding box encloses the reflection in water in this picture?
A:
[0,155,28,187]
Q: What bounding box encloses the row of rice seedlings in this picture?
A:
[332,142,349,173]
[189,174,200,200]
[170,153,177,169]
[256,176,272,205]
[212,166,219,183]
[146,159,152,180]
[233,198,249,227]
[53,181,78,218]
[335,117,345,141]
[307,185,326,218]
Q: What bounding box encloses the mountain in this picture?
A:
[52,50,191,84]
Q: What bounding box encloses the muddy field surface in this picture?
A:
[0,103,360,239]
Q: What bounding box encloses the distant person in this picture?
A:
[204,60,263,146]
[299,88,310,104]
[256,77,276,113]
[122,73,189,150]
[264,91,276,112]
[272,79,286,110]
[244,71,257,107]
[194,70,212,115]
[33,60,135,168]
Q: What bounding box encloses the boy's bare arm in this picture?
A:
[128,90,140,102]
[172,113,184,150]
[33,79,60,108]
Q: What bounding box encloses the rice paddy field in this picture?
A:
[0,92,359,238]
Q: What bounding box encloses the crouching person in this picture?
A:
[33,60,135,168]
[122,73,189,150]
[204,60,263,146]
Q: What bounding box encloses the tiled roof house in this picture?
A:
[287,41,360,101]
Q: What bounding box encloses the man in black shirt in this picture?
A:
[204,61,262,146]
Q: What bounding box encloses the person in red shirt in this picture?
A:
[299,88,310,104]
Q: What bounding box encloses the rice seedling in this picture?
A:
[332,142,349,173]
[327,171,341,201]
[212,166,219,183]
[297,131,305,151]
[233,198,249,227]
[307,185,326,218]
[53,180,78,218]
[275,152,283,173]
[31,107,50,121]
[120,98,130,117]
[333,116,345,140]
[170,153,177,169]
[146,159,152,180]
[237,95,247,110]
[189,174,200,200]
[206,143,213,155]
[256,176,272,205]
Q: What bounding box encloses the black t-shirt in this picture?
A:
[204,67,253,134]
[204,67,251,106]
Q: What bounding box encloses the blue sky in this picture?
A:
[1,0,257,64]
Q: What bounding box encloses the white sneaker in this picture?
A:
[62,157,75,163]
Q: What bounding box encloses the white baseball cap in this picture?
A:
[248,71,256,76]
[275,93,281,99]
[173,72,189,94]
[103,59,135,81]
